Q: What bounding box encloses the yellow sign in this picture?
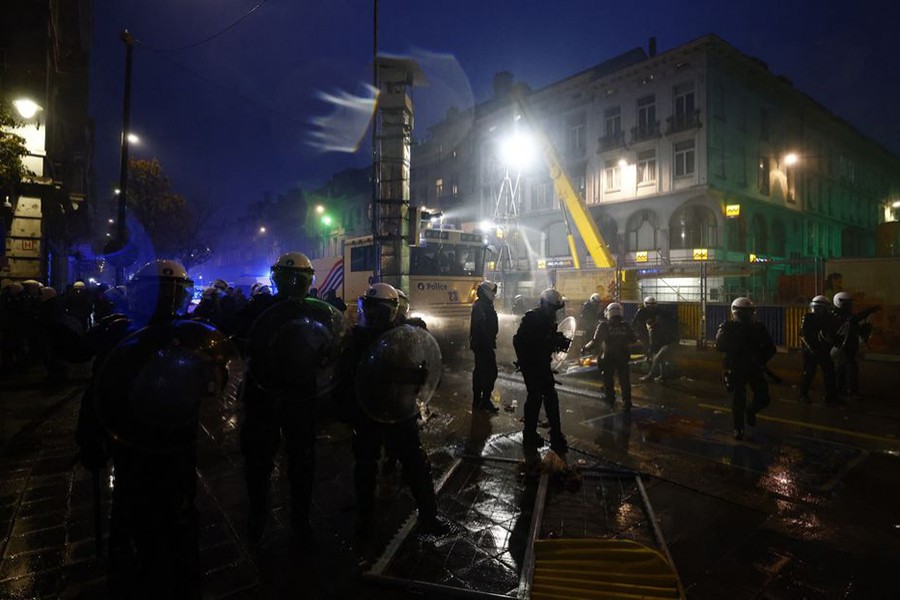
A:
[749,254,757,263]
[635,251,648,263]
[693,248,708,261]
[487,261,496,270]
[726,204,741,218]
[537,259,546,269]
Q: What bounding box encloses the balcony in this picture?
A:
[597,131,626,152]
[630,121,660,144]
[666,109,702,135]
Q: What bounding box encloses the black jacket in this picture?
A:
[715,319,776,372]
[469,296,498,351]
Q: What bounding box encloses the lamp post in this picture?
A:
[320,214,332,257]
[114,30,135,286]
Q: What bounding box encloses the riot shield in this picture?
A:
[551,315,577,371]
[355,324,442,423]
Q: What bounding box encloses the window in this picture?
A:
[726,216,746,252]
[736,147,747,185]
[535,182,554,210]
[635,95,656,139]
[350,245,375,272]
[749,214,767,254]
[626,210,659,252]
[713,137,725,178]
[669,205,718,249]
[604,106,621,137]
[637,150,656,185]
[435,177,443,197]
[673,140,695,177]
[450,176,459,196]
[759,108,770,141]
[673,82,695,121]
[566,112,586,156]
[604,160,621,192]
[758,156,770,195]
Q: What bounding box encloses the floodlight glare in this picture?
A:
[499,132,535,169]
[127,133,140,144]
[784,153,799,166]
[480,220,494,232]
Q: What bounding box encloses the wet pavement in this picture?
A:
[1,340,899,598]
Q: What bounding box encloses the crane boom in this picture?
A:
[514,93,616,269]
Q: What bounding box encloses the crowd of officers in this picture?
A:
[1,253,453,599]
[0,261,881,597]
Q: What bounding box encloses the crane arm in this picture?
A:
[515,93,616,269]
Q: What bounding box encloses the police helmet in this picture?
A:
[127,259,194,318]
[833,292,852,310]
[643,296,657,308]
[731,297,755,321]
[810,295,830,313]
[604,302,624,319]
[73,281,86,290]
[358,282,399,329]
[478,280,498,301]
[270,252,315,298]
[590,293,601,303]
[539,288,565,311]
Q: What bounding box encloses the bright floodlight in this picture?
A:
[127,133,140,144]
[322,215,333,226]
[618,158,628,168]
[784,153,799,166]
[479,220,494,232]
[259,226,267,234]
[499,132,535,169]
[13,98,42,119]
[315,205,325,214]
[892,200,900,208]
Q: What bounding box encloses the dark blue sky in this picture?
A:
[90,0,900,216]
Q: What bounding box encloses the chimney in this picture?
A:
[649,37,657,57]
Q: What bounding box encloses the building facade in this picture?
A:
[409,35,900,302]
[0,0,94,289]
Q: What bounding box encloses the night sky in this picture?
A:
[89,0,900,219]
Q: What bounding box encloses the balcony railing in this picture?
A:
[666,109,702,134]
[597,131,626,152]
[630,121,660,144]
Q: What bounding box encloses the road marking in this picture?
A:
[697,403,899,444]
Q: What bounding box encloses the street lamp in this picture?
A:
[320,214,332,257]
[13,98,42,120]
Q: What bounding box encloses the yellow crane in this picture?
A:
[513,91,616,269]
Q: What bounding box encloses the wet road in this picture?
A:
[0,341,898,598]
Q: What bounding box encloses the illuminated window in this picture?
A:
[673,140,695,177]
[637,150,656,185]
[604,160,621,192]
[435,178,443,197]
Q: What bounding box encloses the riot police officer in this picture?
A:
[76,259,232,598]
[632,296,657,362]
[340,283,448,535]
[577,293,604,343]
[831,292,879,399]
[583,302,636,410]
[513,288,570,467]
[234,252,326,543]
[715,297,776,440]
[470,281,500,414]
[799,295,838,404]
